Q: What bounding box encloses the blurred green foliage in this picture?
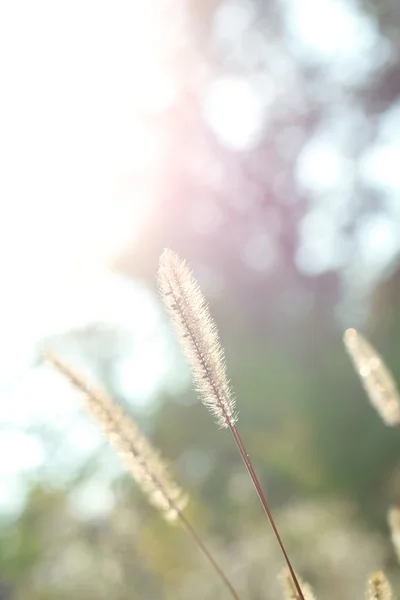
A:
[3,266,400,599]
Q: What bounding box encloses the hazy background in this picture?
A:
[1,0,400,598]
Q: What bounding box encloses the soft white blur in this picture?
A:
[0,0,182,515]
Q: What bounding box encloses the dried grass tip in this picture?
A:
[43,351,188,521]
[279,568,315,600]
[343,328,400,426]
[388,506,400,564]
[367,571,393,600]
[158,248,237,429]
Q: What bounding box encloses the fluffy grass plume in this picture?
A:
[158,248,237,429]
[367,571,393,600]
[44,351,241,600]
[388,506,400,564]
[159,249,305,600]
[280,569,315,600]
[43,351,187,521]
[343,328,400,426]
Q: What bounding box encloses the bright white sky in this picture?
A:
[0,0,399,517]
[0,1,182,516]
[0,0,177,383]
[0,1,170,274]
[0,0,167,347]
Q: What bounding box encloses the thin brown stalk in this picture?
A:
[43,351,241,600]
[177,510,240,600]
[158,249,305,600]
[230,424,304,600]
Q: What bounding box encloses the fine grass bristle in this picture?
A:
[280,569,316,600]
[159,248,306,600]
[43,350,241,600]
[158,248,237,429]
[343,328,400,426]
[43,351,187,520]
[367,571,393,600]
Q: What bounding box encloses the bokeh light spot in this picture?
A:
[203,76,264,150]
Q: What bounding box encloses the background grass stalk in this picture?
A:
[176,509,241,600]
[44,352,241,600]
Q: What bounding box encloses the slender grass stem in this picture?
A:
[158,249,305,600]
[230,424,305,600]
[177,510,241,600]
